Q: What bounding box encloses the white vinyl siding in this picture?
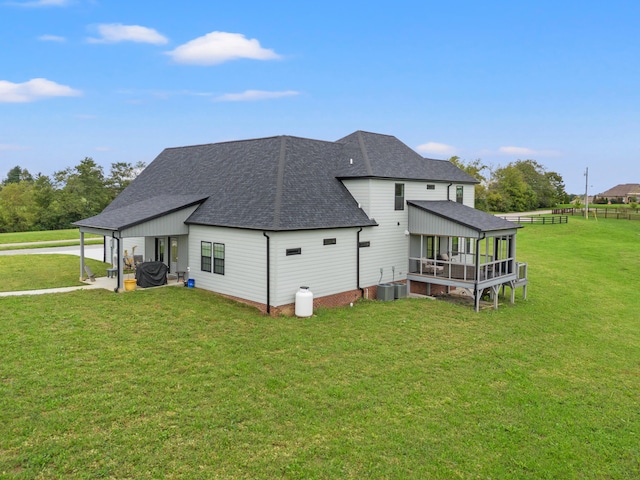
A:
[189,226,359,308]
[340,179,371,215]
[188,225,267,304]
[356,179,410,286]
[343,179,475,287]
[454,183,475,207]
[269,229,358,307]
[121,205,198,237]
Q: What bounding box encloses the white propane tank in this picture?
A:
[295,286,313,317]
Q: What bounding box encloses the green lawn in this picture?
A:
[1,218,639,478]
[0,255,109,291]
[0,229,101,245]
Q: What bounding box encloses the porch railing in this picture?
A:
[408,257,516,282]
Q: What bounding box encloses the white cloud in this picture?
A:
[166,31,281,65]
[498,146,536,156]
[95,146,110,152]
[0,78,82,103]
[415,141,457,156]
[214,89,299,102]
[38,34,66,42]
[498,146,560,157]
[0,143,27,151]
[6,0,71,7]
[88,23,168,45]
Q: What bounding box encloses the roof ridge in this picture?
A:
[272,136,287,229]
[163,133,342,152]
[356,131,374,176]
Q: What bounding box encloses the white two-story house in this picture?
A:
[75,131,526,313]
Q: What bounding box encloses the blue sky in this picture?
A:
[1,0,639,195]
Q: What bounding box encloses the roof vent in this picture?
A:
[349,158,353,165]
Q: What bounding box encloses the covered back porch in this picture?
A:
[406,200,528,311]
[73,195,207,292]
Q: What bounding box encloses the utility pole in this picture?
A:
[584,167,589,220]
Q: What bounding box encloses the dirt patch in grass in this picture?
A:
[433,289,497,310]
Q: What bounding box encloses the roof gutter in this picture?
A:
[357,227,364,298]
[447,182,453,201]
[263,232,271,315]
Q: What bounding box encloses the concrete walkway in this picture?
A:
[0,238,102,248]
[0,283,107,297]
[0,274,183,298]
[0,243,105,260]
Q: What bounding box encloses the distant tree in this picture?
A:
[490,164,537,212]
[53,157,111,226]
[0,182,36,232]
[487,159,567,212]
[3,165,34,185]
[0,156,147,232]
[32,174,65,230]
[107,161,146,199]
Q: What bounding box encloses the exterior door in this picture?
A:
[170,237,178,273]
[155,238,166,265]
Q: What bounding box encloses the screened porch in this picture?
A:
[406,200,528,311]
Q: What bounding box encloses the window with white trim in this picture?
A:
[395,183,405,210]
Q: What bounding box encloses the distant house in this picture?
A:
[75,131,527,313]
[596,184,640,204]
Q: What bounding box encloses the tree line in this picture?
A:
[449,157,568,212]
[0,159,145,233]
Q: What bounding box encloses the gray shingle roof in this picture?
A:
[408,200,522,232]
[598,183,640,197]
[74,194,208,230]
[80,131,479,232]
[335,131,479,184]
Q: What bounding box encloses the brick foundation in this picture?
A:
[216,288,364,317]
[271,288,363,317]
[215,282,420,317]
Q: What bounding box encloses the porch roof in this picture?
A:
[408,200,522,234]
[73,194,208,232]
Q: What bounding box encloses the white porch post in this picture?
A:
[79,231,85,281]
[117,236,124,292]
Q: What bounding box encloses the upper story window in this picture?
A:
[395,183,405,210]
[426,184,435,190]
[456,185,464,203]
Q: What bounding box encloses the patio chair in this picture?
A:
[84,264,96,282]
[123,256,136,270]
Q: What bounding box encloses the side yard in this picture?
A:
[0,218,639,478]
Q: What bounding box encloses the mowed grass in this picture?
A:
[1,218,639,479]
[0,229,101,245]
[0,229,103,251]
[0,255,110,291]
